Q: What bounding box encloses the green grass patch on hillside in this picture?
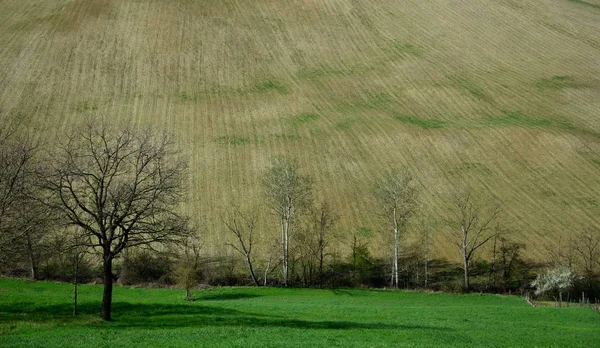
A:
[292,112,320,126]
[296,67,358,80]
[455,161,493,176]
[335,119,355,131]
[567,0,600,10]
[218,136,251,146]
[75,101,98,112]
[179,80,289,102]
[455,76,489,101]
[385,42,420,60]
[536,75,585,91]
[1,279,599,347]
[480,111,551,127]
[271,133,300,141]
[394,115,447,129]
[248,80,288,94]
[334,93,393,113]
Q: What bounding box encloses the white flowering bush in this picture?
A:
[531,266,579,297]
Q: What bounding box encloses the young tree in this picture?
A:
[375,169,418,289]
[314,202,336,287]
[349,227,374,286]
[449,189,500,291]
[498,236,525,292]
[262,157,311,287]
[417,220,435,288]
[41,119,190,320]
[223,207,260,286]
[174,235,203,300]
[261,238,281,286]
[296,201,337,287]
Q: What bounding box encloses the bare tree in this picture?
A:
[314,201,336,287]
[545,235,577,269]
[449,189,500,291]
[296,201,337,287]
[259,239,280,286]
[574,228,600,290]
[262,157,311,287]
[41,119,190,320]
[417,219,435,288]
[497,236,524,292]
[0,127,40,269]
[375,169,418,289]
[223,207,260,286]
[174,235,203,300]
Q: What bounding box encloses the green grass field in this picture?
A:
[1,279,598,347]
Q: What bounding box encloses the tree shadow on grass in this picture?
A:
[0,301,454,332]
[197,293,263,301]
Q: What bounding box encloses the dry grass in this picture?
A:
[1,0,599,262]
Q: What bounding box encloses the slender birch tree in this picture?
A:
[262,157,311,287]
[375,169,417,289]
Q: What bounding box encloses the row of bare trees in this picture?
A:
[1,117,598,319]
[221,163,512,292]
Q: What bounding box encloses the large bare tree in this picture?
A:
[449,189,500,291]
[375,169,418,289]
[262,157,311,287]
[41,119,190,320]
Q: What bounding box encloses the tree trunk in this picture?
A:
[25,232,37,280]
[393,206,399,289]
[73,252,79,316]
[462,229,469,291]
[246,254,259,286]
[489,236,497,289]
[263,252,272,286]
[318,233,324,288]
[100,257,113,321]
[559,291,563,308]
[283,205,291,287]
[463,256,469,291]
[424,257,428,288]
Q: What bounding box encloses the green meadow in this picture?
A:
[1,279,598,347]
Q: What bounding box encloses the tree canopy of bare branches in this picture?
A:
[448,188,500,291]
[223,206,261,286]
[262,157,311,287]
[374,169,417,288]
[0,126,43,272]
[41,119,190,320]
[574,228,600,286]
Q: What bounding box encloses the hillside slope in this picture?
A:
[1,0,599,260]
